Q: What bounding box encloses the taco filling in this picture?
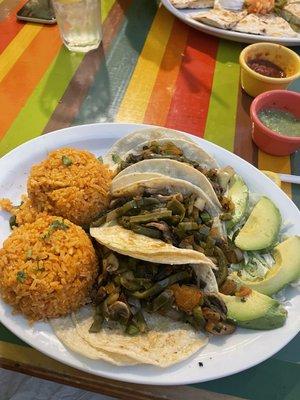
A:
[89,248,236,336]
[91,189,243,287]
[118,141,226,197]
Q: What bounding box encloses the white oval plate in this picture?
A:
[161,0,300,46]
[0,123,299,385]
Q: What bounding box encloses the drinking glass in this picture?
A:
[52,0,102,53]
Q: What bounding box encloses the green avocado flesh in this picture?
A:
[226,174,249,231]
[231,236,300,296]
[235,196,281,251]
[220,290,287,330]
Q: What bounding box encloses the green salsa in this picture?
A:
[258,108,300,137]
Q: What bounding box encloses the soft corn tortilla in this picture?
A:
[120,138,219,172]
[72,306,208,367]
[91,222,215,267]
[103,128,195,169]
[234,13,298,37]
[110,176,221,217]
[170,0,214,8]
[112,159,221,208]
[192,9,247,29]
[50,314,138,366]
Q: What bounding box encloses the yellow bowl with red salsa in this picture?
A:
[239,43,300,98]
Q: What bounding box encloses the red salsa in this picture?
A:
[246,59,286,78]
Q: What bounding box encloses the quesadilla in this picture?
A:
[234,13,299,36]
[170,0,214,8]
[193,8,247,29]
[279,2,300,26]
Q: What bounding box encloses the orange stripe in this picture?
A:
[143,19,188,126]
[0,26,61,139]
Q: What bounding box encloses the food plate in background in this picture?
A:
[0,123,299,385]
[161,0,300,46]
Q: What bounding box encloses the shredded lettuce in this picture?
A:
[229,251,275,281]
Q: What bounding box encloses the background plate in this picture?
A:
[0,123,299,385]
[161,0,300,46]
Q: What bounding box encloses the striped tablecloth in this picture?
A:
[0,0,299,399]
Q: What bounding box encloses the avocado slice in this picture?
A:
[235,197,281,251]
[226,174,249,231]
[231,236,300,296]
[220,290,287,330]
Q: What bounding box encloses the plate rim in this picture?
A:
[161,0,300,46]
[0,122,299,386]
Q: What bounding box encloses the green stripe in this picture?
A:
[0,49,84,157]
[73,0,158,125]
[194,358,300,400]
[0,0,115,158]
[0,323,28,347]
[204,41,242,151]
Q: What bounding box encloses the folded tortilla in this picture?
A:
[103,128,195,170]
[50,314,138,366]
[112,159,221,208]
[51,306,208,367]
[91,221,216,266]
[234,13,298,37]
[110,176,221,217]
[170,0,214,8]
[119,137,219,173]
[192,9,247,29]
[72,306,208,367]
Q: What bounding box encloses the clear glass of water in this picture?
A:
[51,0,102,53]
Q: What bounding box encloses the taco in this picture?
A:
[105,136,219,174]
[110,174,221,217]
[90,176,237,282]
[51,248,235,367]
[112,159,222,208]
[103,127,195,170]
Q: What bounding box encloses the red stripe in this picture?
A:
[165,31,218,137]
[0,0,27,54]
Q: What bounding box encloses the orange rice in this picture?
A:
[0,215,98,321]
[27,148,111,226]
[0,195,47,226]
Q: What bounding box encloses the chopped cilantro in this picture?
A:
[49,220,69,231]
[97,156,103,163]
[111,153,121,164]
[41,219,69,240]
[61,155,73,166]
[16,270,27,283]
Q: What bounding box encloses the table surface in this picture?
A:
[0,0,300,399]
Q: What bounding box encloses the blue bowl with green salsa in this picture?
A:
[250,90,300,156]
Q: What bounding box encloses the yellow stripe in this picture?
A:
[116,6,174,123]
[0,23,42,83]
[258,151,292,197]
[102,0,116,21]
